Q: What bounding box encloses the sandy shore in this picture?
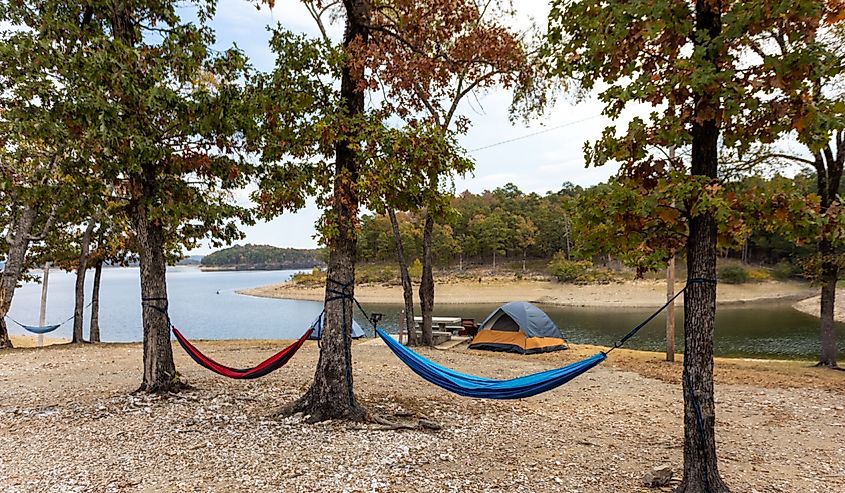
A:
[9,334,69,347]
[793,288,845,322]
[0,339,842,492]
[241,278,815,308]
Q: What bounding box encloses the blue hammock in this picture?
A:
[376,327,607,399]
[14,322,62,335]
[4,304,86,335]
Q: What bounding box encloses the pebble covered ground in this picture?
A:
[1,339,843,492]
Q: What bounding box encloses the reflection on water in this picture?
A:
[7,268,843,360]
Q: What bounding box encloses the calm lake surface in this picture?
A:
[7,267,843,360]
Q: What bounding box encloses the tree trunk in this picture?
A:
[418,211,435,347]
[0,204,40,349]
[677,3,730,492]
[38,262,50,347]
[666,255,676,363]
[388,208,417,346]
[284,0,370,422]
[813,139,843,368]
[492,249,497,271]
[817,256,838,367]
[89,259,103,343]
[72,220,96,343]
[131,175,178,393]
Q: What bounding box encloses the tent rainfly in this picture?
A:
[468,301,567,354]
[308,311,365,340]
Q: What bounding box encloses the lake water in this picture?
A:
[6,267,844,360]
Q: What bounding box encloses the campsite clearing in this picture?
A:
[0,338,842,492]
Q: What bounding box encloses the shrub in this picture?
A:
[409,258,423,281]
[718,265,749,284]
[290,267,326,286]
[548,254,596,283]
[772,260,801,281]
[746,268,771,282]
[358,264,397,284]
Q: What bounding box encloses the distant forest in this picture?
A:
[201,244,324,271]
[358,174,841,272]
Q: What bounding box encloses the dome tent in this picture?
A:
[308,311,365,340]
[468,301,567,354]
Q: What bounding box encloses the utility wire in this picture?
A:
[467,114,603,153]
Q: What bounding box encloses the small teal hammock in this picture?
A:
[4,302,91,335]
[365,279,708,400]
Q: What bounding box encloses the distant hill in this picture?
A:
[176,255,204,266]
[200,244,324,271]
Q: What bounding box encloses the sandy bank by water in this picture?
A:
[792,288,845,323]
[241,278,815,308]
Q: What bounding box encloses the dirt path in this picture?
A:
[1,340,842,492]
[242,279,815,308]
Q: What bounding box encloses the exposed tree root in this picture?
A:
[347,413,442,432]
[814,361,844,371]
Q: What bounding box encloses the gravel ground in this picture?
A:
[1,340,843,492]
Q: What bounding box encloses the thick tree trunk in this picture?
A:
[284,0,370,422]
[677,2,730,492]
[388,208,417,346]
[72,220,96,343]
[0,204,40,349]
[418,211,435,347]
[131,176,178,393]
[89,259,103,343]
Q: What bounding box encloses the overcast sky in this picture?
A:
[187,0,639,253]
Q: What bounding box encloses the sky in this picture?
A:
[187,0,645,253]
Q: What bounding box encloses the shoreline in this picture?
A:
[792,288,845,323]
[239,278,816,309]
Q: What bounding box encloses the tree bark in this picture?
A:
[72,220,96,343]
[676,2,731,492]
[813,140,842,368]
[817,252,838,367]
[89,259,103,343]
[0,204,41,349]
[418,211,435,347]
[130,174,178,393]
[666,255,676,363]
[284,0,370,422]
[388,208,417,346]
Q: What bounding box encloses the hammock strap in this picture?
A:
[141,297,171,326]
[604,277,716,355]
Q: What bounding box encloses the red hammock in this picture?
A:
[172,327,313,379]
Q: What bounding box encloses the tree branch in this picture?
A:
[28,204,57,241]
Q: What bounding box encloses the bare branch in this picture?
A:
[28,204,58,241]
